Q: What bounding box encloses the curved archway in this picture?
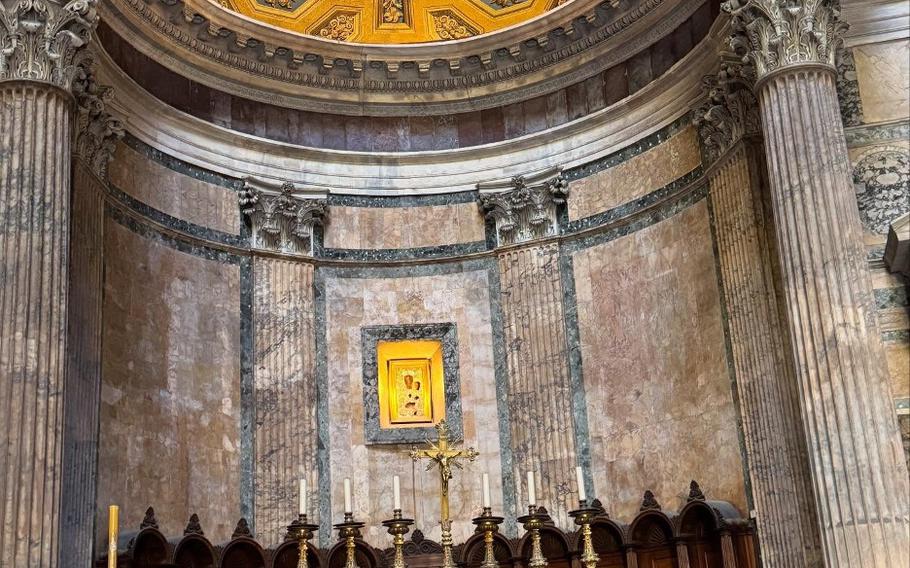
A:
[676,502,723,568]
[629,511,677,568]
[589,518,626,568]
[173,534,217,568]
[220,538,267,568]
[326,540,380,568]
[130,528,170,566]
[459,530,515,567]
[271,539,323,568]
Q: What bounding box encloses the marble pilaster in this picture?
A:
[497,243,577,527]
[251,257,319,544]
[695,66,822,566]
[0,1,99,564]
[724,1,910,565]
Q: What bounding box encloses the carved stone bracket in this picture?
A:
[0,0,100,92]
[722,0,848,81]
[692,56,761,166]
[477,167,568,247]
[240,178,328,255]
[72,55,124,179]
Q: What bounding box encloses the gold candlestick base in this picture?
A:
[569,503,600,568]
[334,514,365,568]
[287,515,319,568]
[472,507,504,568]
[518,506,551,568]
[440,519,457,568]
[382,509,414,568]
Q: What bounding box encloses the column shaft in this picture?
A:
[0,83,72,567]
[708,141,821,566]
[758,65,910,566]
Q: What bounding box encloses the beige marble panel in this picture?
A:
[324,269,501,543]
[573,201,747,519]
[97,220,242,544]
[108,141,241,234]
[854,40,910,124]
[324,203,486,249]
[568,127,701,221]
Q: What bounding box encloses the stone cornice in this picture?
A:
[100,0,706,115]
[723,0,847,81]
[0,0,99,92]
[840,0,909,46]
[96,19,723,195]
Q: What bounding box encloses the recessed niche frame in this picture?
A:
[361,323,463,445]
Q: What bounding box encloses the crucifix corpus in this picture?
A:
[409,419,478,568]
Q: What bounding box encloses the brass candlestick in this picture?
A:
[286,515,319,568]
[472,507,504,568]
[382,509,414,568]
[335,513,365,568]
[518,506,550,568]
[569,502,600,568]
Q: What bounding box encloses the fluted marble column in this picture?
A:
[695,65,821,566]
[724,1,910,565]
[0,1,99,565]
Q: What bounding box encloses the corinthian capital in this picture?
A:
[477,167,568,247]
[0,0,99,92]
[722,0,847,80]
[240,179,328,256]
[693,58,761,165]
[72,58,124,179]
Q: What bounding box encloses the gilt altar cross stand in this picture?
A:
[409,420,478,568]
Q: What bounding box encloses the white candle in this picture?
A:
[527,471,536,506]
[344,477,353,513]
[299,478,307,516]
[482,473,491,508]
[575,466,586,502]
[393,475,401,510]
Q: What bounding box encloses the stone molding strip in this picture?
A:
[101,0,707,114]
[96,22,721,195]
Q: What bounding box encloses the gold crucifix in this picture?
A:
[409,420,477,568]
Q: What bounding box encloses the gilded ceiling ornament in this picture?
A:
[261,0,295,10]
[722,0,847,80]
[0,0,99,92]
[381,0,405,24]
[72,55,124,180]
[692,57,760,165]
[318,12,356,41]
[432,11,477,40]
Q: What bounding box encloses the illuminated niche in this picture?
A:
[377,340,445,429]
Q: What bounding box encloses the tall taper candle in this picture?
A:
[393,475,401,510]
[527,471,536,506]
[299,478,308,516]
[575,466,586,502]
[344,477,353,513]
[482,473,491,508]
[108,505,119,568]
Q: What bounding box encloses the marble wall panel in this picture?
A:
[108,141,241,235]
[323,269,502,544]
[568,127,701,221]
[252,258,319,545]
[497,244,577,528]
[853,40,910,124]
[97,219,242,545]
[324,203,485,250]
[572,201,747,519]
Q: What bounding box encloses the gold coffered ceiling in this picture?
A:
[219,0,564,43]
